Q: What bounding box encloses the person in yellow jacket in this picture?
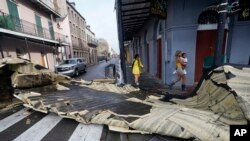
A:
[132,54,144,86]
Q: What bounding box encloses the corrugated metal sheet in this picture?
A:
[2,58,248,141]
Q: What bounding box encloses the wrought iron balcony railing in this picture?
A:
[30,0,61,17]
[87,39,98,47]
[0,13,68,44]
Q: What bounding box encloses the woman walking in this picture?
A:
[132,54,144,86]
[169,50,186,91]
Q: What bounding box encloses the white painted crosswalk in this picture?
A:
[69,124,103,141]
[0,109,32,132]
[0,109,104,141]
[13,113,62,141]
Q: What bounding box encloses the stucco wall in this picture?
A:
[230,21,250,64]
[127,0,249,85]
[1,36,56,71]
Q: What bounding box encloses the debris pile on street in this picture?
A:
[1,58,250,141]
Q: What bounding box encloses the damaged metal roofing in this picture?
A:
[1,58,250,141]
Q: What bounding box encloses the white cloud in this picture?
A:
[73,0,120,54]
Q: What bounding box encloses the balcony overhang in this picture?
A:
[88,42,98,48]
[0,28,69,46]
[120,0,151,41]
[30,0,61,18]
[119,0,167,41]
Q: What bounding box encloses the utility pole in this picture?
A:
[213,0,228,67]
[117,0,127,83]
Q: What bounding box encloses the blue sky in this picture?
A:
[73,0,119,54]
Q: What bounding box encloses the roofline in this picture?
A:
[66,1,86,21]
[86,27,95,36]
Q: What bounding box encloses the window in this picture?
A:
[71,11,74,20]
[35,14,43,37]
[69,22,72,31]
[67,7,70,19]
[198,10,218,24]
[48,21,55,40]
[77,59,82,63]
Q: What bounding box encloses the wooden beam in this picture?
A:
[122,15,149,21]
[122,0,150,6]
[122,11,149,17]
[122,7,149,13]
[123,19,147,24]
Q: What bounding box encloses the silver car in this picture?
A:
[55,58,87,77]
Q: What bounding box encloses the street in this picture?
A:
[80,58,119,81]
[0,59,171,141]
[0,60,114,141]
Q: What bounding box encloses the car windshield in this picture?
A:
[61,60,77,65]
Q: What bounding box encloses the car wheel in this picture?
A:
[75,69,79,76]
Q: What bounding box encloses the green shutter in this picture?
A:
[48,21,55,40]
[7,0,19,18]
[7,0,21,31]
[35,14,44,37]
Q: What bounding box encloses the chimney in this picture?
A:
[70,2,76,8]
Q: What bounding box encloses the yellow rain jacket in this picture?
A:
[132,59,144,75]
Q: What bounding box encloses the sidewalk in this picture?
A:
[125,63,195,99]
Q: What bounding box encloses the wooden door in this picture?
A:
[195,30,227,82]
[156,39,162,79]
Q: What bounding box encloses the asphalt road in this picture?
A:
[77,58,119,81]
[0,59,180,141]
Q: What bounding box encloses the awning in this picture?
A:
[121,0,151,41]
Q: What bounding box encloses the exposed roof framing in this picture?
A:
[122,11,149,17]
[120,0,152,41]
[122,7,149,13]
[122,0,150,6]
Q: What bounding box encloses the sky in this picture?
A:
[73,0,120,54]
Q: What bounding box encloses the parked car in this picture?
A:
[55,58,87,77]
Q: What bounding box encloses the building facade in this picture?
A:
[66,1,89,61]
[96,38,110,61]
[117,0,250,85]
[86,25,98,64]
[0,0,69,71]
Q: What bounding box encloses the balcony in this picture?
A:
[30,0,61,17]
[0,13,68,44]
[87,39,98,48]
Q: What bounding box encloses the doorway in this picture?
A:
[195,29,227,82]
[156,38,162,79]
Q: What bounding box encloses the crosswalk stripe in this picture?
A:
[85,124,103,141]
[13,113,62,141]
[0,109,32,132]
[68,124,103,141]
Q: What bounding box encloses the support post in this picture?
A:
[213,0,228,67]
[43,41,50,69]
[0,35,4,58]
[25,38,31,60]
[117,0,127,83]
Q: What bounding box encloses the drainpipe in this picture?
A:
[214,0,228,67]
[117,0,127,83]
